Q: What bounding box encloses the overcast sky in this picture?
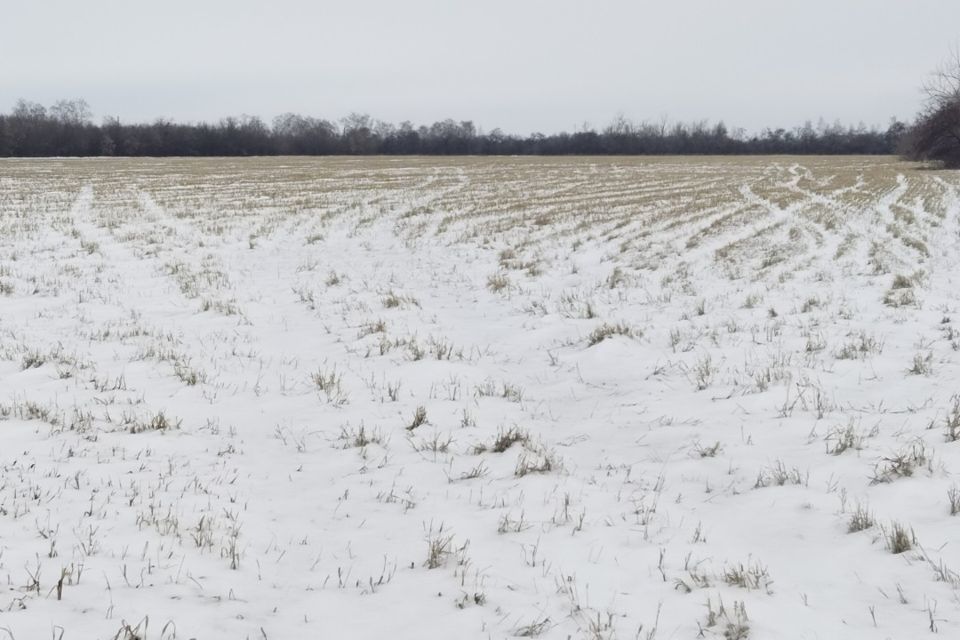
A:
[3,0,959,134]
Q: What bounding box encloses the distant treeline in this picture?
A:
[0,99,908,157]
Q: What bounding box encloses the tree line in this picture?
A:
[0,99,908,157]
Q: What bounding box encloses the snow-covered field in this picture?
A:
[2,155,960,639]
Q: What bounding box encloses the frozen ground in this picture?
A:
[1,156,960,639]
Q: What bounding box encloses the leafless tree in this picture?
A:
[922,47,960,104]
[50,99,92,125]
[904,48,960,167]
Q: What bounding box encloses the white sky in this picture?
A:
[3,0,958,134]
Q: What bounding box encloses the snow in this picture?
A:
[1,156,960,638]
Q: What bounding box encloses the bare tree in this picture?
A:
[50,99,92,125]
[922,47,960,104]
[903,48,960,167]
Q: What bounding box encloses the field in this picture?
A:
[2,155,960,639]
